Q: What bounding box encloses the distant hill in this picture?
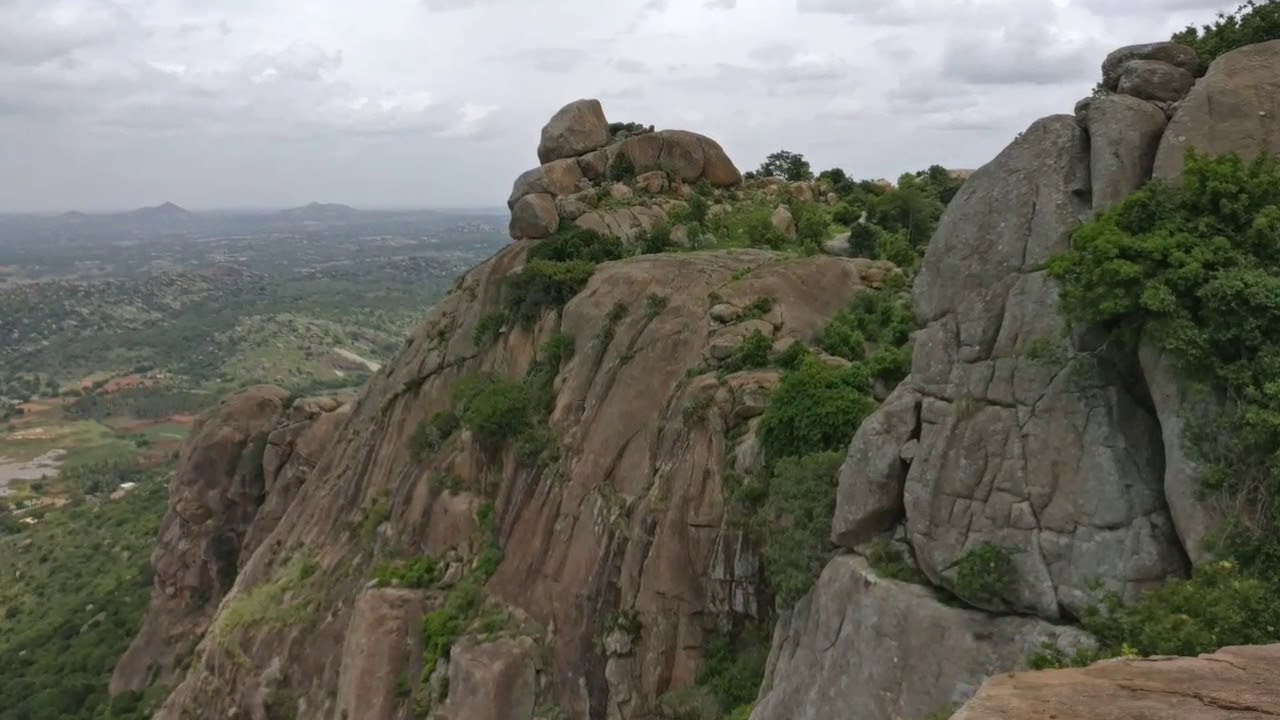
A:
[126,201,192,219]
[279,202,359,220]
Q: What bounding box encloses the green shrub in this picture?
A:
[503,260,596,327]
[693,624,770,714]
[711,203,788,249]
[1082,560,1280,658]
[1049,151,1280,588]
[528,226,628,265]
[373,557,439,589]
[608,152,637,183]
[409,411,460,462]
[452,374,532,449]
[472,312,505,348]
[865,538,927,584]
[953,543,1017,607]
[742,296,775,319]
[722,330,772,372]
[753,451,845,607]
[1173,0,1280,64]
[640,223,673,255]
[791,202,832,248]
[757,357,875,462]
[821,290,914,364]
[644,293,670,319]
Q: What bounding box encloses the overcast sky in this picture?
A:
[0,0,1235,212]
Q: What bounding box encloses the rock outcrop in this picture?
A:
[751,557,1092,720]
[508,99,742,242]
[756,37,1280,719]
[955,644,1280,719]
[110,388,348,695]
[135,98,892,717]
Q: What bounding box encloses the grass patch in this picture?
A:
[210,553,320,651]
[952,543,1017,608]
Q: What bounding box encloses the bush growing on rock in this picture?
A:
[754,451,845,608]
[757,357,876,462]
[452,374,533,449]
[1050,150,1280,658]
[1173,0,1280,64]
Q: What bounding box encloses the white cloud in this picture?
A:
[0,0,1248,211]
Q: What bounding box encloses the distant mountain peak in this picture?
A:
[280,202,359,218]
[129,201,192,217]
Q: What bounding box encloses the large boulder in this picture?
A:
[537,98,611,165]
[831,386,922,547]
[507,158,585,209]
[610,129,742,187]
[1077,93,1168,212]
[954,644,1280,720]
[1116,59,1195,102]
[750,556,1094,720]
[770,205,796,242]
[509,193,559,240]
[904,115,1186,618]
[1153,40,1280,180]
[1101,41,1200,89]
[574,205,667,243]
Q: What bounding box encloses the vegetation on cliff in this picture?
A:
[1051,150,1280,658]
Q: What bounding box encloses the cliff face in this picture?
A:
[753,38,1280,720]
[115,39,1280,720]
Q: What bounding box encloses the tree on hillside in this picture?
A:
[1174,0,1280,64]
[747,150,814,182]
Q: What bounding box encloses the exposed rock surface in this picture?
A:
[145,241,891,719]
[1116,59,1195,102]
[110,385,291,694]
[435,637,539,720]
[1153,40,1280,181]
[334,589,429,720]
[830,386,922,547]
[510,193,560,239]
[1078,94,1168,212]
[538,99,611,165]
[751,556,1093,720]
[903,114,1184,618]
[770,205,796,242]
[954,644,1280,719]
[1101,42,1201,89]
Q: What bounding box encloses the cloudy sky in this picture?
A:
[0,0,1235,212]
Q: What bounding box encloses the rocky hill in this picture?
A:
[106,27,1280,720]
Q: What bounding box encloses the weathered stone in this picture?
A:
[609,183,634,201]
[537,98,610,164]
[574,205,667,243]
[435,636,538,720]
[790,182,815,203]
[698,134,743,187]
[509,193,559,239]
[1101,41,1200,90]
[555,191,595,221]
[334,590,428,720]
[577,149,610,181]
[908,115,1186,618]
[1139,336,1220,564]
[1117,59,1195,102]
[726,370,780,427]
[709,319,775,361]
[634,170,669,194]
[658,130,707,181]
[669,223,691,247]
[751,556,1094,720]
[832,386,922,548]
[1153,40,1280,180]
[110,385,291,695]
[771,205,796,242]
[507,158,586,209]
[954,644,1280,720]
[709,303,741,323]
[1082,93,1168,212]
